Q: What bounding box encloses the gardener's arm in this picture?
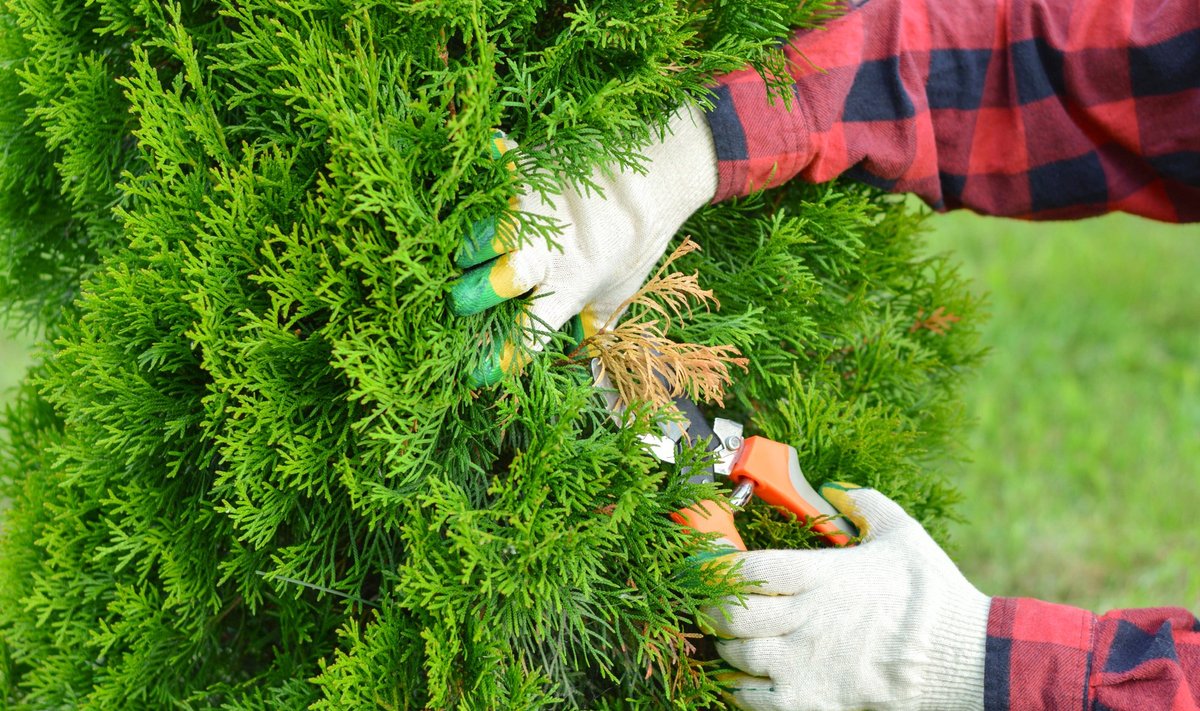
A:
[987,599,1200,711]
[712,0,1200,220]
[451,0,1200,376]
[706,485,1200,711]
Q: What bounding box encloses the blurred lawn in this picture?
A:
[924,211,1200,612]
[0,210,1197,614]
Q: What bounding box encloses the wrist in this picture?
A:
[921,590,992,711]
[638,102,719,222]
[669,102,719,207]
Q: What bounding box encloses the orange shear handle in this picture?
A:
[730,437,858,546]
[671,500,747,551]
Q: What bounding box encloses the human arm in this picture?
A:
[451,0,1200,379]
[986,598,1200,710]
[708,0,1200,221]
[706,484,1200,711]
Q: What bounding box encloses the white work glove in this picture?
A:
[449,103,718,385]
[704,484,992,711]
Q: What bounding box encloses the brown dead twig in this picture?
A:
[908,306,961,335]
[579,239,748,409]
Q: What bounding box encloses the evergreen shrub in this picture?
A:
[0,0,981,707]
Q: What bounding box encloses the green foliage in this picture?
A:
[0,0,980,707]
[677,184,981,548]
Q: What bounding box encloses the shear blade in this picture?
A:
[590,359,724,480]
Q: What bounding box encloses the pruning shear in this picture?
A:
[591,360,858,551]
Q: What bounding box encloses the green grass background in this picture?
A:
[924,210,1200,613]
[1,210,1197,613]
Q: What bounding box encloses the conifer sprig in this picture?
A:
[581,239,748,409]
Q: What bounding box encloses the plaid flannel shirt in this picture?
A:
[987,598,1200,710]
[706,0,1200,704]
[705,0,1200,220]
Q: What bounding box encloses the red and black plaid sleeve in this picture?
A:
[706,0,1200,221]
[985,597,1200,709]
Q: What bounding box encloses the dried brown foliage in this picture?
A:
[909,306,961,335]
[580,239,748,409]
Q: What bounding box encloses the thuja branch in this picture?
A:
[574,239,748,409]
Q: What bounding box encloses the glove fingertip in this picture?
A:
[819,481,862,494]
[467,341,527,387]
[448,268,500,316]
[725,679,783,711]
[715,670,774,696]
[817,482,870,514]
[564,315,584,349]
[819,483,912,538]
[489,129,516,160]
[685,545,741,567]
[468,360,504,388]
[450,254,533,317]
[456,217,500,268]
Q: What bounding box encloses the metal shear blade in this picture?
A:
[590,359,744,482]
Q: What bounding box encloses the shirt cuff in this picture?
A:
[703,70,813,203]
[984,597,1096,711]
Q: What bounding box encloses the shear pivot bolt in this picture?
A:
[724,435,743,451]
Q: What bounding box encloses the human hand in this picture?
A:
[449,103,718,385]
[705,484,991,711]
